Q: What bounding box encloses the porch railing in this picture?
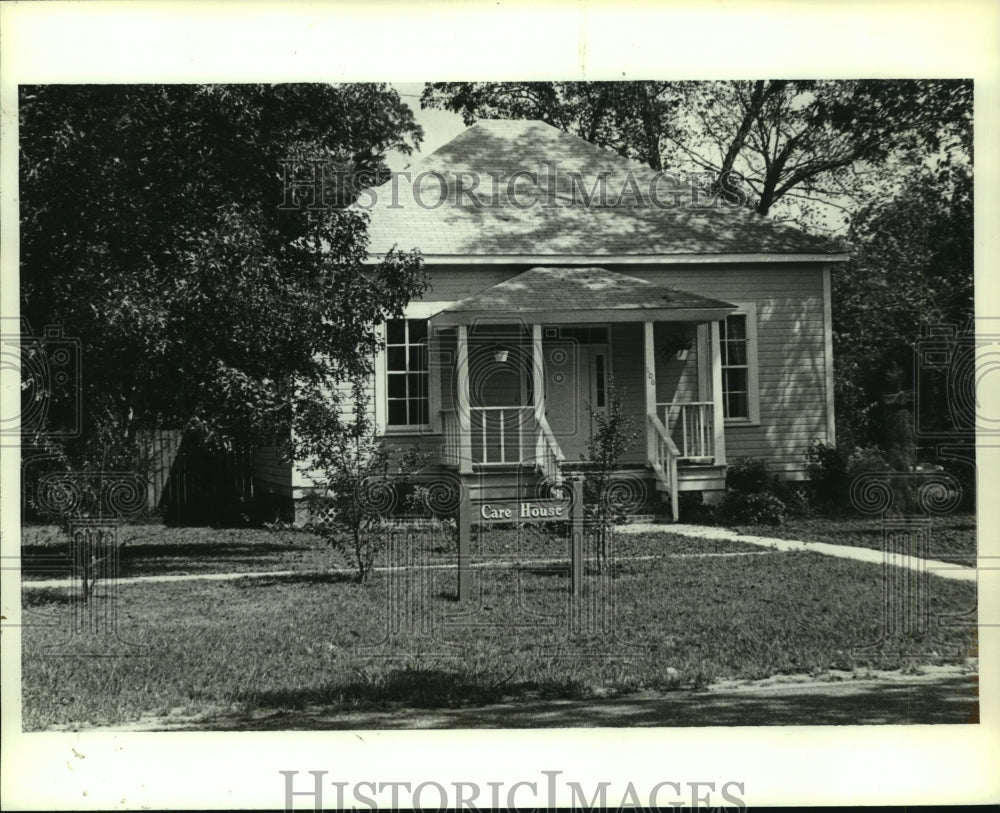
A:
[441,406,565,477]
[647,413,680,521]
[661,401,715,462]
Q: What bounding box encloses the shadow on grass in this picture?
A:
[219,673,979,729]
[229,572,359,588]
[234,667,590,714]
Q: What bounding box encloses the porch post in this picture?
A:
[532,323,544,460]
[456,324,473,475]
[643,321,657,459]
[710,321,727,466]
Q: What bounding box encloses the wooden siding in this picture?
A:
[289,262,832,489]
[412,263,832,478]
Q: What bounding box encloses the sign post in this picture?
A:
[456,482,584,601]
[569,478,583,597]
[457,489,472,603]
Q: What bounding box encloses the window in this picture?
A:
[594,352,606,408]
[720,307,759,422]
[385,318,429,427]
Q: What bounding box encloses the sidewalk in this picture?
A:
[618,523,977,583]
[20,522,977,589]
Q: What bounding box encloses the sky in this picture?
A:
[386,82,467,171]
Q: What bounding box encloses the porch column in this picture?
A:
[532,323,544,459]
[456,324,473,474]
[710,321,727,466]
[643,322,656,417]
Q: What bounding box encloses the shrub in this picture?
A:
[719,457,786,525]
[678,491,718,525]
[718,490,786,525]
[805,441,850,510]
[725,457,772,494]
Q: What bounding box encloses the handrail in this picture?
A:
[647,413,679,521]
[535,412,565,484]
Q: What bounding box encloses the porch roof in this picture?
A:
[429,267,737,326]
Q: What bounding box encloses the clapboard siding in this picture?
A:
[289,262,832,493]
[410,262,832,479]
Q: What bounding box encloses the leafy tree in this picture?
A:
[422,79,972,225]
[580,377,642,569]
[832,164,973,450]
[19,84,427,475]
[294,380,429,583]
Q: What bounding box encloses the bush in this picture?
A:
[719,457,786,525]
[806,441,893,513]
[718,490,786,525]
[806,441,849,510]
[725,457,772,494]
[678,491,718,525]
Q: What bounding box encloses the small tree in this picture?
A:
[294,379,428,583]
[580,377,642,569]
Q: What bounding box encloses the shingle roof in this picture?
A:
[434,267,737,318]
[360,119,844,258]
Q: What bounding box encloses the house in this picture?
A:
[255,120,846,521]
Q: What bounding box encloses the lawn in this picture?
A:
[19,522,978,730]
[731,513,977,567]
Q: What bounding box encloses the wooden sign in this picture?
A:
[457,479,584,602]
[477,499,570,523]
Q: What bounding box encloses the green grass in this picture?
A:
[20,524,978,730]
[731,513,977,567]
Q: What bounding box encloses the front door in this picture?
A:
[543,327,609,461]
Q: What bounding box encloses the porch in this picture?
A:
[426,267,736,520]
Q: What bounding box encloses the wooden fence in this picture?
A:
[137,430,255,525]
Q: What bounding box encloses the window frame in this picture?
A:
[720,303,760,425]
[382,317,431,432]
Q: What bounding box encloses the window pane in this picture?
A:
[386,319,406,344]
[408,345,427,371]
[407,372,426,399]
[725,315,747,342]
[409,398,429,426]
[388,400,407,425]
[387,374,406,398]
[726,391,748,419]
[724,340,747,366]
[407,319,428,343]
[386,346,406,371]
[724,368,748,394]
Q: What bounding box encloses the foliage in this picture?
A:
[580,377,642,567]
[19,84,426,473]
[294,380,429,583]
[724,457,773,494]
[718,490,786,526]
[421,79,971,223]
[718,457,786,525]
[832,165,973,451]
[806,441,893,513]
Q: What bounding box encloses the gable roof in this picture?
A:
[360,119,845,261]
[431,267,738,325]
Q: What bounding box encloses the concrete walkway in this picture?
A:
[618,523,977,583]
[20,522,976,588]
